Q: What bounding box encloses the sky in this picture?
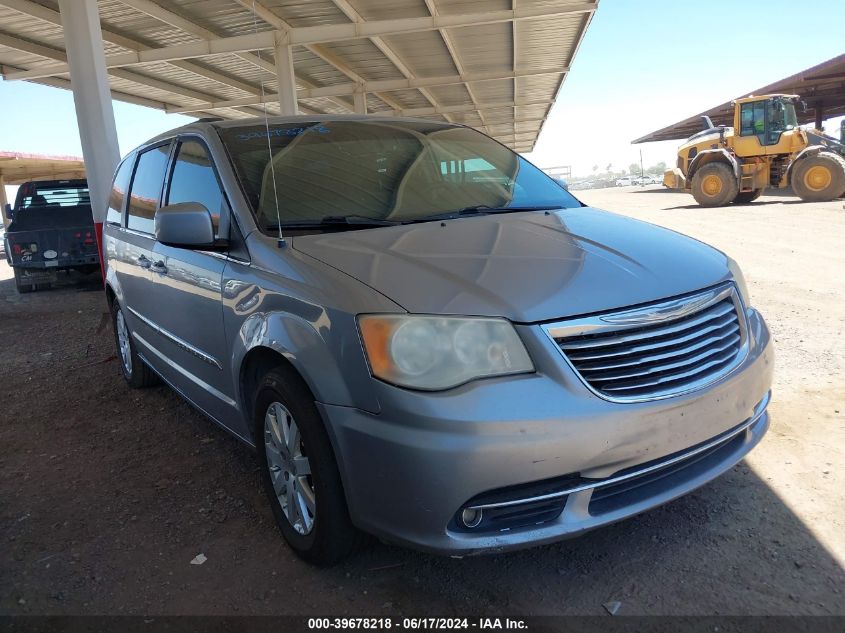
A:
[1,0,844,201]
[523,0,845,176]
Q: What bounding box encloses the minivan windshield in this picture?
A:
[218,119,580,231]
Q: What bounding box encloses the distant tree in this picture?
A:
[606,163,612,172]
[643,161,667,175]
[592,164,599,173]
[629,162,640,176]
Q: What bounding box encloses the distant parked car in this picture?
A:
[615,176,636,186]
[552,176,569,190]
[639,175,661,185]
[104,115,772,565]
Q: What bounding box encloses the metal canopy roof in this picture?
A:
[633,53,845,144]
[0,0,598,153]
[0,150,85,183]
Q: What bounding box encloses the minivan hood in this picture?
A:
[292,208,732,323]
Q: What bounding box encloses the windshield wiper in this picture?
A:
[459,205,563,215]
[409,205,563,223]
[269,215,402,230]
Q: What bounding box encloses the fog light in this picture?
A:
[461,507,483,528]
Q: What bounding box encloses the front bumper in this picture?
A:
[319,308,773,555]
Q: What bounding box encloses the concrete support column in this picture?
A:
[58,0,120,282]
[274,41,298,115]
[353,89,367,115]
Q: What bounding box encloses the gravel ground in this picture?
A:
[1,188,843,616]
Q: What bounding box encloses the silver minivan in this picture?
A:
[104,116,773,565]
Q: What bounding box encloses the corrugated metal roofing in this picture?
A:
[0,0,599,152]
[0,150,86,183]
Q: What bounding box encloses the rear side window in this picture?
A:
[127,144,170,234]
[107,155,134,225]
[166,140,225,236]
[19,183,89,209]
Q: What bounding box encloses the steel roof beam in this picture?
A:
[374,98,551,117]
[0,0,261,99]
[231,0,406,114]
[421,0,485,126]
[3,4,594,80]
[166,68,566,113]
[0,31,233,116]
[116,0,274,76]
[327,0,453,122]
[115,0,349,114]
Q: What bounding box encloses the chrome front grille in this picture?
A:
[544,284,747,401]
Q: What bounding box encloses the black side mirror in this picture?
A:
[4,203,14,221]
[155,202,217,248]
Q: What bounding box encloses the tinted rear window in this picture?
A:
[19,183,90,209]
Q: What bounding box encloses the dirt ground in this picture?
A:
[1,188,843,616]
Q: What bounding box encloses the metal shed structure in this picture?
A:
[0,151,85,225]
[0,151,85,185]
[0,0,598,154]
[633,53,845,144]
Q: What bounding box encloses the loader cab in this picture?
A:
[733,95,799,156]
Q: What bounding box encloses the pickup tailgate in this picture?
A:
[7,227,99,269]
[6,204,99,269]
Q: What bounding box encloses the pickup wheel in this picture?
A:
[691,163,739,207]
[733,189,764,204]
[13,268,35,294]
[792,152,845,202]
[111,301,158,388]
[254,368,360,566]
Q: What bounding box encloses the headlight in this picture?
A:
[358,315,534,390]
[727,257,751,307]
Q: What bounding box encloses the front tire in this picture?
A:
[111,301,158,388]
[792,152,845,202]
[254,368,360,566]
[691,162,739,207]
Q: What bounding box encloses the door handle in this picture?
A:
[150,260,168,275]
[136,254,151,269]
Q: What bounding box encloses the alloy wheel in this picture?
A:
[264,401,315,535]
[116,309,132,376]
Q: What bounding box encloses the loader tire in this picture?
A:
[792,152,845,202]
[733,189,764,204]
[691,162,739,207]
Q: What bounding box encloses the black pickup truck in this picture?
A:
[3,179,99,293]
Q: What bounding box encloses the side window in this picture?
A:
[106,155,134,225]
[167,140,225,237]
[740,103,755,136]
[127,144,170,234]
[740,101,766,139]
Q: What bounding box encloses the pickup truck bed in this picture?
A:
[4,180,99,293]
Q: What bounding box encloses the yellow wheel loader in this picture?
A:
[664,94,845,207]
